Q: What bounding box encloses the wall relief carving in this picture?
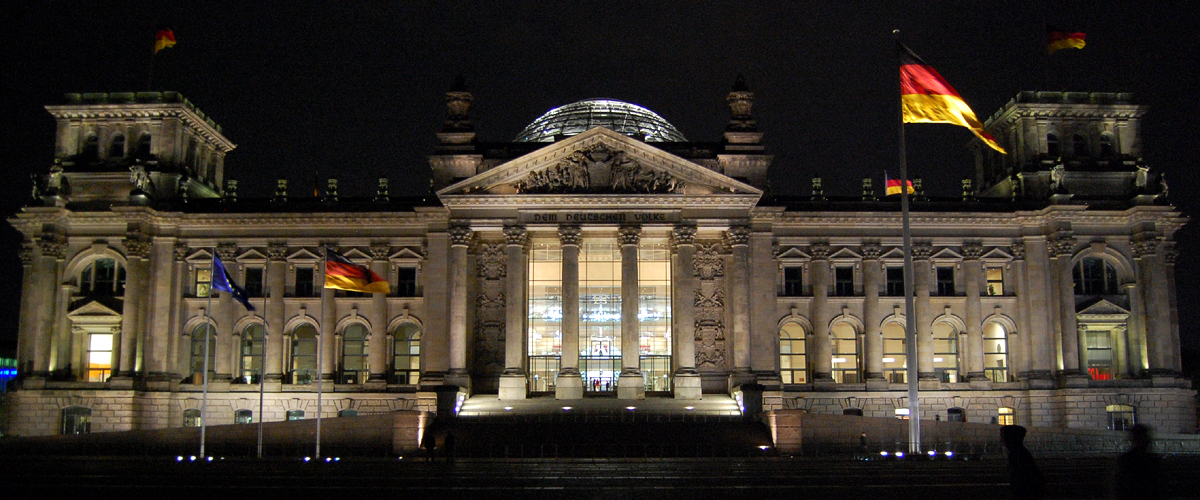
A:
[693,240,727,370]
[512,144,685,194]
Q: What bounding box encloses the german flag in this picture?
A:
[154,29,176,54]
[1047,27,1086,54]
[885,173,914,196]
[900,44,1006,154]
[324,250,391,294]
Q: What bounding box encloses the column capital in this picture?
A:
[504,224,528,246]
[369,242,390,261]
[174,241,190,262]
[670,225,696,248]
[1050,235,1076,258]
[961,241,983,260]
[19,245,36,266]
[1162,241,1178,265]
[216,242,238,261]
[912,241,933,260]
[557,224,582,246]
[448,226,474,247]
[123,237,152,259]
[1132,237,1159,258]
[724,226,750,247]
[268,242,289,261]
[1009,242,1026,260]
[860,241,882,260]
[809,241,830,260]
[618,224,642,246]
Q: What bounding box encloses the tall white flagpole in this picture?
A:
[896,32,922,454]
[200,251,215,458]
[315,248,326,459]
[257,291,267,459]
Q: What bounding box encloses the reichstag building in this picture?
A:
[4,80,1194,437]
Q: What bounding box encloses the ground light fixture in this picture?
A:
[562,406,572,411]
[626,406,636,411]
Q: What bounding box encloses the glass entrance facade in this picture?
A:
[528,242,562,393]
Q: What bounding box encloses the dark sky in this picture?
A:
[1,2,1198,357]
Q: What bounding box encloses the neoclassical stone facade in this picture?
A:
[3,88,1194,437]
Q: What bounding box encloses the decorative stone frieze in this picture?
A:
[694,243,724,279]
[478,243,506,280]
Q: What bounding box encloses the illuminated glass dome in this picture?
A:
[515,99,687,142]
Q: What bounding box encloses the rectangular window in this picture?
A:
[87,333,113,382]
[396,266,418,297]
[834,267,854,296]
[886,267,904,296]
[295,268,314,297]
[1086,330,1113,380]
[936,267,955,296]
[997,407,1015,426]
[986,267,1004,296]
[244,267,264,297]
[782,267,804,296]
[195,268,212,298]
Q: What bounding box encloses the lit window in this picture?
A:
[782,266,804,296]
[997,407,1015,426]
[87,332,113,382]
[183,409,202,427]
[239,324,264,384]
[895,408,910,420]
[779,322,807,384]
[195,267,212,298]
[986,267,1004,296]
[188,324,216,383]
[235,409,253,424]
[882,323,907,384]
[340,324,369,384]
[935,267,955,296]
[526,241,562,393]
[983,322,1009,383]
[291,324,318,384]
[1107,404,1135,431]
[834,267,854,296]
[831,323,861,384]
[80,258,125,296]
[392,323,421,385]
[1086,330,1114,380]
[933,322,959,383]
[61,407,92,435]
[286,410,305,421]
[396,266,418,297]
[638,242,672,392]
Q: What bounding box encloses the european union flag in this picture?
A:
[212,255,256,311]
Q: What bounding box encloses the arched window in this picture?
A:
[933,322,960,383]
[947,407,966,422]
[188,323,217,383]
[1047,133,1060,157]
[137,133,152,157]
[234,409,253,424]
[286,409,305,421]
[1100,133,1115,156]
[82,134,99,160]
[997,407,1015,425]
[338,409,358,417]
[340,324,369,384]
[392,323,421,385]
[239,323,265,384]
[61,407,92,435]
[779,322,807,384]
[109,134,125,159]
[1107,404,1136,431]
[1073,257,1120,295]
[79,258,126,296]
[831,323,861,384]
[882,323,907,383]
[1073,134,1088,156]
[983,322,1009,383]
[183,408,202,427]
[291,324,318,384]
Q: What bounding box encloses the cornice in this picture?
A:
[46,103,236,152]
[439,193,761,209]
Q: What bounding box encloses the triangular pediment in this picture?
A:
[880,248,906,260]
[185,248,213,263]
[1077,298,1130,316]
[777,247,811,260]
[437,127,761,205]
[389,248,424,261]
[287,249,322,262]
[236,249,267,262]
[67,300,122,319]
[931,248,963,261]
[829,248,862,260]
[340,248,371,262]
[981,248,1014,261]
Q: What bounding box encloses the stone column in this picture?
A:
[1010,243,1035,379]
[913,242,935,381]
[319,247,337,384]
[446,227,473,390]
[142,238,176,383]
[29,240,62,378]
[53,282,73,374]
[16,245,39,377]
[367,243,390,389]
[1051,235,1083,378]
[167,243,188,381]
[118,236,151,380]
[1123,283,1146,376]
[1135,237,1175,376]
[727,226,753,387]
[671,225,701,399]
[963,242,986,382]
[500,225,529,400]
[861,242,885,389]
[1162,244,1181,373]
[213,243,237,382]
[617,224,645,400]
[556,225,583,399]
[265,243,287,386]
[809,243,832,383]
[1022,238,1056,382]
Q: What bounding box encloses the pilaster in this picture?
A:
[912,241,935,381]
[617,224,644,400]
[962,242,986,381]
[861,242,886,389]
[726,226,753,388]
[809,242,832,384]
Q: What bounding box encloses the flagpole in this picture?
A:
[315,248,326,459]
[257,291,267,459]
[895,32,922,454]
[200,251,216,459]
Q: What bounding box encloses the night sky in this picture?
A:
[2,2,1198,363]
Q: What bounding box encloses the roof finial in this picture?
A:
[443,75,474,133]
[726,74,757,132]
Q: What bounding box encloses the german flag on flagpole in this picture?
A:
[324,250,391,294]
[885,172,914,196]
[154,29,176,54]
[1047,27,1086,55]
[899,44,1006,154]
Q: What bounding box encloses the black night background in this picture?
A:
[1,2,1197,374]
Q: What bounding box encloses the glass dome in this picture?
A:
[515,99,687,143]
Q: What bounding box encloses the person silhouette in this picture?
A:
[443,430,457,464]
[1000,425,1045,500]
[421,430,436,462]
[1115,424,1160,500]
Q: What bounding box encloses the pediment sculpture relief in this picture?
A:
[512,144,685,194]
